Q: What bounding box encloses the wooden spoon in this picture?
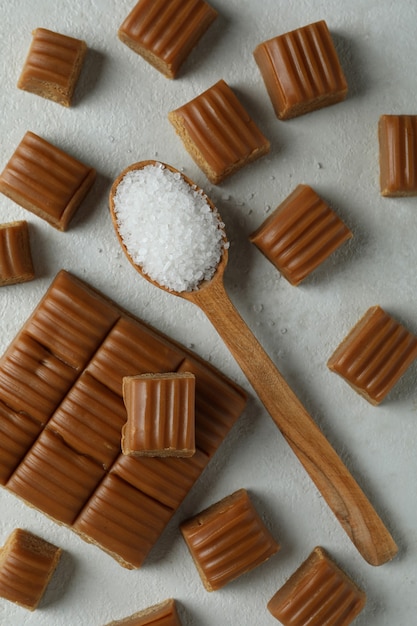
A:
[109,161,398,566]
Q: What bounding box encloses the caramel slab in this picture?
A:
[379,114,417,196]
[254,20,348,120]
[105,599,182,626]
[0,221,34,286]
[168,79,270,183]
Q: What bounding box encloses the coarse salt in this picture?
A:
[113,163,227,292]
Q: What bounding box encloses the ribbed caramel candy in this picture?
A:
[181,488,279,591]
[250,185,352,285]
[0,528,61,611]
[254,20,348,120]
[118,0,217,79]
[17,27,87,106]
[105,599,182,626]
[0,131,96,230]
[0,221,34,286]
[328,305,417,405]
[379,114,417,196]
[168,79,270,184]
[122,372,195,457]
[267,547,366,625]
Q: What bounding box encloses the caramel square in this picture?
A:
[122,372,195,457]
[0,528,61,611]
[0,131,96,230]
[379,115,417,196]
[267,547,366,625]
[328,306,417,405]
[17,27,87,107]
[168,79,270,184]
[105,599,182,625]
[254,20,348,120]
[118,0,217,79]
[250,185,352,285]
[180,489,279,591]
[0,221,34,286]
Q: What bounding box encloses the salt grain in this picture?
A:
[113,163,226,292]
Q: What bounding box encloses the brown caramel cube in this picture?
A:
[267,547,366,625]
[379,115,417,196]
[105,598,182,625]
[118,0,217,79]
[17,28,87,107]
[254,21,348,120]
[168,79,270,184]
[0,131,96,230]
[0,221,34,286]
[180,489,279,591]
[122,372,195,457]
[0,528,61,611]
[250,185,352,285]
[328,306,417,405]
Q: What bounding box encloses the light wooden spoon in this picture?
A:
[109,160,398,566]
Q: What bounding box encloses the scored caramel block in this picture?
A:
[267,547,366,625]
[250,185,352,285]
[17,27,87,106]
[0,131,96,230]
[0,221,34,286]
[122,372,196,457]
[0,528,62,611]
[105,599,182,626]
[168,79,270,184]
[118,0,217,79]
[379,114,417,196]
[254,20,348,120]
[180,488,279,591]
[328,305,417,405]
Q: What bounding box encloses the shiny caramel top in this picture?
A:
[379,114,417,196]
[105,598,182,626]
[0,220,34,286]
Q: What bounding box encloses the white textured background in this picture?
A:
[1,1,417,624]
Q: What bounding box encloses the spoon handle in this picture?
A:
[191,279,398,566]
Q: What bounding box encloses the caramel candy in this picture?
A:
[250,185,352,285]
[105,598,182,626]
[328,305,417,405]
[168,79,270,184]
[267,547,366,625]
[0,270,246,568]
[118,0,217,79]
[122,372,196,457]
[254,21,348,120]
[0,220,34,286]
[379,114,417,196]
[180,488,279,591]
[17,27,87,106]
[0,528,62,611]
[0,131,96,230]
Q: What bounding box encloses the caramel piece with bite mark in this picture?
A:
[105,598,182,626]
[180,488,279,591]
[0,528,62,611]
[0,220,34,286]
[328,305,417,405]
[122,372,195,457]
[168,79,270,184]
[379,114,417,196]
[118,0,217,79]
[267,546,366,625]
[254,20,348,120]
[17,27,87,107]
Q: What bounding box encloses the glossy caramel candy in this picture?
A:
[0,528,61,611]
[18,28,87,107]
[180,488,279,591]
[328,305,417,405]
[105,599,182,626]
[0,131,96,230]
[267,547,366,625]
[0,221,34,286]
[379,114,417,196]
[168,79,270,184]
[250,185,352,285]
[118,0,217,79]
[254,21,348,120]
[122,372,195,457]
